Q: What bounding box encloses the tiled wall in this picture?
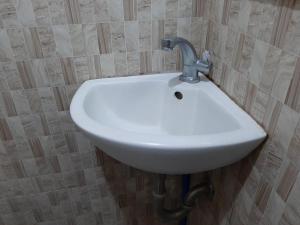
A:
[0,0,206,225]
[1,1,300,225]
[188,0,300,225]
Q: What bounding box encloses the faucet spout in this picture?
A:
[161,37,198,65]
[161,37,212,83]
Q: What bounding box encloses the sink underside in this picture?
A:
[70,73,266,174]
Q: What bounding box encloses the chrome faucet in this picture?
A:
[161,37,212,83]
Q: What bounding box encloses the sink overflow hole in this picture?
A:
[174,91,183,100]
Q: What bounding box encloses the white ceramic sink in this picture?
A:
[70,73,266,174]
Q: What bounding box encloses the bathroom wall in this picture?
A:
[1,0,300,225]
[0,0,207,225]
[188,0,300,225]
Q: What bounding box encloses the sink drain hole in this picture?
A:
[174,91,183,100]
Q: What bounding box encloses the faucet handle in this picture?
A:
[202,50,211,64]
[196,50,212,68]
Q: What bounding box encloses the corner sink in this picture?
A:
[70,73,266,174]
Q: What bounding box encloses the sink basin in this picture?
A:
[70,73,266,174]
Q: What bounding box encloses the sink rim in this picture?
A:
[70,73,266,151]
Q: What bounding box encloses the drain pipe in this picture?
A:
[180,175,190,225]
[153,174,214,223]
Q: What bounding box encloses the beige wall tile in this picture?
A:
[280,174,300,225]
[227,0,240,31]
[91,55,102,77]
[44,57,65,86]
[48,0,68,25]
[287,120,300,169]
[164,50,178,71]
[224,68,240,98]
[1,91,17,117]
[0,62,23,90]
[24,28,43,58]
[36,26,57,57]
[249,40,269,86]
[96,23,112,54]
[152,50,164,73]
[232,73,248,106]
[262,95,282,136]
[83,24,99,55]
[31,59,49,88]
[223,27,239,65]
[73,56,91,83]
[110,22,126,53]
[16,61,36,89]
[281,1,300,56]
[0,29,14,62]
[178,0,192,17]
[191,17,206,51]
[24,89,43,113]
[209,0,225,25]
[123,0,137,21]
[108,0,124,21]
[166,0,178,18]
[164,19,177,37]
[21,114,45,138]
[270,0,295,48]
[232,33,245,72]
[127,51,140,74]
[255,178,272,213]
[140,51,152,74]
[257,2,280,44]
[259,45,282,94]
[114,53,128,76]
[152,0,165,20]
[31,0,51,25]
[139,21,151,51]
[152,20,164,50]
[100,54,115,77]
[250,89,270,124]
[6,28,29,61]
[60,58,77,85]
[276,162,299,201]
[221,0,230,25]
[246,1,263,37]
[53,25,73,57]
[177,17,191,40]
[0,0,20,28]
[0,119,12,141]
[64,0,81,24]
[78,0,95,23]
[239,34,255,75]
[11,90,31,115]
[94,0,109,23]
[125,21,139,52]
[271,51,297,102]
[52,86,69,111]
[15,0,36,26]
[260,190,285,225]
[38,87,58,112]
[69,24,86,56]
[137,0,151,21]
[192,0,207,18]
[237,0,251,33]
[271,105,299,154]
[286,57,300,113]
[244,81,257,112]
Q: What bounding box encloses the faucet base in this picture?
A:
[179,74,200,83]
